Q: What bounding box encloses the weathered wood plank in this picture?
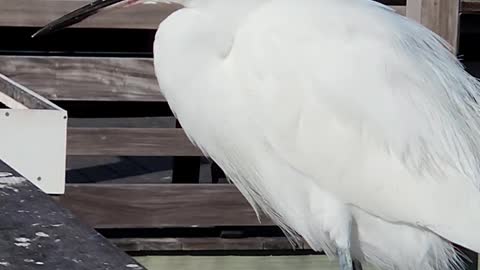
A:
[67,128,201,156]
[57,184,271,228]
[406,0,422,21]
[407,0,460,51]
[0,0,179,29]
[112,237,305,252]
[0,73,60,110]
[0,56,163,102]
[0,160,145,269]
[0,0,404,29]
[462,0,480,13]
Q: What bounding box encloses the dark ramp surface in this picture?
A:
[0,159,145,270]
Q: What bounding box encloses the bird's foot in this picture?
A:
[338,248,353,270]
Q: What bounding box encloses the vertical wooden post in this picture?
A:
[406,0,422,22]
[406,1,478,267]
[406,0,461,53]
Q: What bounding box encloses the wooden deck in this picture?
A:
[0,160,146,269]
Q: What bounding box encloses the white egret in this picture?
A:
[34,0,480,269]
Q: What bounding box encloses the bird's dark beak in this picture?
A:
[32,0,130,38]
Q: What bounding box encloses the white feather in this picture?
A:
[153,0,480,269]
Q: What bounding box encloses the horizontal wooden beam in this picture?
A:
[112,237,307,252]
[0,56,164,102]
[57,184,272,228]
[0,0,405,29]
[67,128,201,156]
[462,0,480,13]
[0,0,179,29]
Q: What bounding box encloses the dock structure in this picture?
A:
[0,160,145,270]
[0,0,478,269]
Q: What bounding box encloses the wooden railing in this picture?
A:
[0,0,468,254]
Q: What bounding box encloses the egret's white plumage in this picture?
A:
[36,0,480,269]
[153,0,480,269]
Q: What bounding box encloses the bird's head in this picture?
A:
[32,0,187,38]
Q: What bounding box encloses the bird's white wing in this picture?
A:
[227,0,480,252]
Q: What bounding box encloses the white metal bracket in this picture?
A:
[0,73,67,194]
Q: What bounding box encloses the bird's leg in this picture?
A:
[338,248,353,270]
[308,188,356,270]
